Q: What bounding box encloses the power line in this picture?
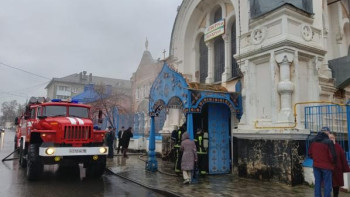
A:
[0,92,28,99]
[0,81,50,93]
[0,62,51,80]
[0,81,49,101]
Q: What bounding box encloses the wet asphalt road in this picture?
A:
[0,130,164,197]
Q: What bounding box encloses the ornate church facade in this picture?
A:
[152,0,350,185]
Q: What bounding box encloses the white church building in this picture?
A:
[153,0,350,186]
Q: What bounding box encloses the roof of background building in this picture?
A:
[139,50,155,66]
[45,72,131,90]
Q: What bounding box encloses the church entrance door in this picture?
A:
[208,103,230,174]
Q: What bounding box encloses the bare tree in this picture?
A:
[1,100,19,124]
[90,83,132,128]
[16,103,26,117]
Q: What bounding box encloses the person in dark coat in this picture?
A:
[106,126,115,158]
[117,126,125,154]
[308,126,337,197]
[329,133,350,197]
[194,128,208,175]
[180,132,197,184]
[121,127,133,157]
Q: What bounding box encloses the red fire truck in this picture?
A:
[14,97,108,180]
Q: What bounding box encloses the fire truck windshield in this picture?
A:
[68,106,89,118]
[43,106,89,118]
[44,106,66,117]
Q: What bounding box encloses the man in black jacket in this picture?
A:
[106,126,115,158]
[121,127,133,158]
[117,126,125,154]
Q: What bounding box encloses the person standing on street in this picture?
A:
[172,123,186,173]
[308,126,337,197]
[180,131,197,184]
[106,126,115,158]
[117,126,125,154]
[328,133,350,197]
[121,127,133,158]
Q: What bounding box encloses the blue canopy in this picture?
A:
[72,84,110,104]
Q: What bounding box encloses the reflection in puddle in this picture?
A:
[0,132,5,149]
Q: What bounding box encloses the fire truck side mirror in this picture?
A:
[38,115,47,119]
[14,117,19,125]
[24,114,30,120]
[98,110,103,123]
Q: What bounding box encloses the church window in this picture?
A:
[214,7,222,23]
[136,88,139,99]
[214,37,225,82]
[199,35,208,83]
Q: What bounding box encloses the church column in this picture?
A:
[276,51,294,123]
[222,34,232,81]
[186,113,194,140]
[205,40,214,84]
[146,115,158,172]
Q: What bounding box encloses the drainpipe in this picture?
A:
[347,100,350,161]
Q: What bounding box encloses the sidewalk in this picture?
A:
[106,155,347,197]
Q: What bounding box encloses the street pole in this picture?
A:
[146,115,158,171]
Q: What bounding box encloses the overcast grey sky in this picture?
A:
[0,0,182,106]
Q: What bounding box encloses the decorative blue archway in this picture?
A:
[146,63,242,172]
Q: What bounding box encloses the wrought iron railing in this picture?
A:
[304,104,349,163]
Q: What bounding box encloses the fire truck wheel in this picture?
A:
[19,139,27,168]
[86,159,106,178]
[26,144,43,180]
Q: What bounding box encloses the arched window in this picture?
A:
[214,7,222,23]
[214,37,225,82]
[231,21,239,78]
[199,35,208,83]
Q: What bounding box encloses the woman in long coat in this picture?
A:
[329,133,350,197]
[180,132,197,184]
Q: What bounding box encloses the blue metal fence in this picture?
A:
[304,104,349,163]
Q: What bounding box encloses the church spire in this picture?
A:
[145,37,149,51]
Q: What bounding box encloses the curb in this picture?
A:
[105,168,181,197]
[137,155,178,177]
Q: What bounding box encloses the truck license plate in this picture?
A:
[69,148,87,153]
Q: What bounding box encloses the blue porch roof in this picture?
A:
[149,63,242,117]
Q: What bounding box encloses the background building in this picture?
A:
[46,71,131,100]
[130,40,163,137]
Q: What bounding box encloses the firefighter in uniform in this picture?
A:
[194,128,208,175]
[171,123,186,173]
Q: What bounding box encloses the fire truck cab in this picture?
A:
[14,97,108,180]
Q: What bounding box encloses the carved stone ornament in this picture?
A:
[250,27,266,45]
[301,24,313,41]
